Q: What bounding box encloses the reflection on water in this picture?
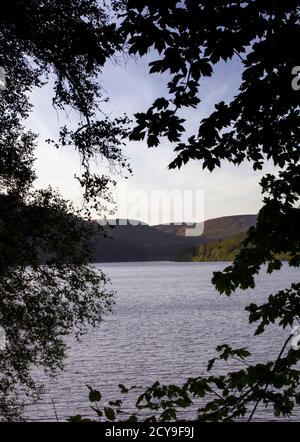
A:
[24,261,300,421]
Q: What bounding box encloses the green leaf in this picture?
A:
[127,415,138,422]
[118,384,129,394]
[88,389,101,403]
[104,407,116,421]
[207,358,217,371]
[68,414,83,422]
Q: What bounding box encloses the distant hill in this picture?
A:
[91,220,210,262]
[90,215,257,262]
[153,214,257,240]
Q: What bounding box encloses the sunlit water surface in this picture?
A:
[24,262,300,421]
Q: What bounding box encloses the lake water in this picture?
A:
[24,261,300,421]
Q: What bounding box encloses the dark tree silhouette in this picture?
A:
[0,0,129,419]
[123,0,300,421]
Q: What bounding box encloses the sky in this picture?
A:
[28,53,277,225]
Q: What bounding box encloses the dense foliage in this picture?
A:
[178,232,290,262]
[0,0,129,419]
[178,232,247,262]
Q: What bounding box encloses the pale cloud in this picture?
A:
[29,54,275,222]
